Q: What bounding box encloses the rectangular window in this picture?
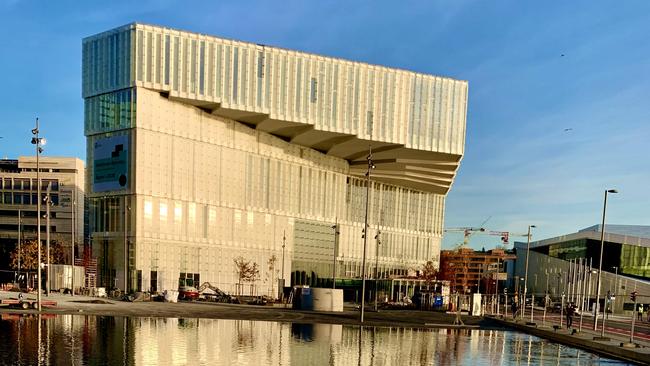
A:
[191,40,197,93]
[232,47,239,102]
[208,43,214,97]
[173,37,180,91]
[182,39,189,93]
[310,77,317,103]
[241,48,248,105]
[367,111,374,136]
[199,41,205,95]
[155,33,161,84]
[216,44,223,98]
[146,32,153,83]
[295,58,302,115]
[164,35,170,85]
[150,271,158,292]
[257,51,264,108]
[137,31,144,81]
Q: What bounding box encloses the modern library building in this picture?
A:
[83,23,467,295]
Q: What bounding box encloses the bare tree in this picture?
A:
[233,256,260,295]
[267,254,278,298]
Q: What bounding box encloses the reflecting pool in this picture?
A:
[0,314,628,365]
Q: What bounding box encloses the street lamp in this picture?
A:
[123,196,130,294]
[45,183,52,297]
[331,221,339,289]
[31,118,45,312]
[281,230,286,300]
[71,196,76,296]
[360,146,375,323]
[523,224,536,318]
[374,229,381,311]
[594,189,618,338]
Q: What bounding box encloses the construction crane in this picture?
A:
[444,227,531,249]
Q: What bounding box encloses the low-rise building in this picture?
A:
[439,247,515,294]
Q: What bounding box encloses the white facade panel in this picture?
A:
[84,24,458,295]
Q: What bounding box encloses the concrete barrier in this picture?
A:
[311,288,343,312]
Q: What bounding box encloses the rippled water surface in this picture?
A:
[0,313,629,365]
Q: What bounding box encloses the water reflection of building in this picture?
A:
[0,316,619,365]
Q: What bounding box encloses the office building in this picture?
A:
[514,225,650,313]
[0,157,85,272]
[439,248,515,294]
[83,23,468,294]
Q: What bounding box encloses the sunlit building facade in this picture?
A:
[83,23,467,294]
[0,157,85,271]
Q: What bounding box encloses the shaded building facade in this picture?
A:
[514,225,650,314]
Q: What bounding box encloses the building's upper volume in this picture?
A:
[82,23,468,194]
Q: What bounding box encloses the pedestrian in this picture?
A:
[637,304,643,321]
[566,303,574,328]
[511,300,518,319]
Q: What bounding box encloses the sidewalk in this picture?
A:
[490,314,650,365]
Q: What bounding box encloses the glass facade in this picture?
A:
[83,24,465,294]
[83,24,467,157]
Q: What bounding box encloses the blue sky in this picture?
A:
[0,0,648,249]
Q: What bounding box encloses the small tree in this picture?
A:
[233,256,260,295]
[10,239,65,270]
[267,254,278,298]
[420,260,438,288]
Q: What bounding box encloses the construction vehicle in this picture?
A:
[196,282,238,303]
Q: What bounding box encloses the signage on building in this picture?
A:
[93,135,129,192]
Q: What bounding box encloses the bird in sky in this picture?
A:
[564,128,573,132]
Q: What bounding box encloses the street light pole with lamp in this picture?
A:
[611,266,619,306]
[523,224,536,319]
[331,220,339,289]
[593,189,617,338]
[31,118,46,312]
[281,230,286,300]
[360,146,375,323]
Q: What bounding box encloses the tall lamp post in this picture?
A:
[281,230,286,300]
[594,189,618,337]
[331,220,339,289]
[611,266,619,313]
[71,196,76,296]
[374,229,381,311]
[523,224,536,318]
[45,183,52,296]
[17,209,22,280]
[31,118,46,312]
[360,146,375,323]
[123,197,130,294]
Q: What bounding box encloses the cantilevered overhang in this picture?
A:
[170,98,462,194]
